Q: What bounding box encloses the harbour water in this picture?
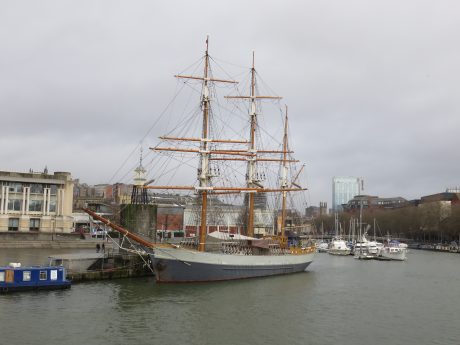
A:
[1,249,459,345]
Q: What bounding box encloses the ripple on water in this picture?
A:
[1,250,460,345]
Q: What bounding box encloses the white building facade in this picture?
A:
[332,176,360,212]
[0,171,74,233]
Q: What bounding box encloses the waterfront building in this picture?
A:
[319,201,328,216]
[342,195,407,212]
[332,177,360,211]
[418,192,460,228]
[0,170,74,233]
[305,206,320,219]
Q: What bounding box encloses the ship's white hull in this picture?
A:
[151,247,315,283]
[354,251,375,260]
[328,239,351,256]
[379,247,407,261]
[328,248,351,256]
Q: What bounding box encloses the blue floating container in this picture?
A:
[0,263,71,293]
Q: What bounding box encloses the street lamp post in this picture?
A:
[51,219,55,241]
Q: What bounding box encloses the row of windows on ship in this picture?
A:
[0,270,59,282]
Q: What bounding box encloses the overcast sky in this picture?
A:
[1,0,459,208]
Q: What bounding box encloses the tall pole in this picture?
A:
[224,52,282,238]
[359,178,363,242]
[199,36,211,252]
[171,37,238,250]
[247,52,257,237]
[280,105,289,239]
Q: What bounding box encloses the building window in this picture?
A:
[30,184,44,194]
[23,271,31,281]
[8,199,21,211]
[29,200,43,212]
[50,185,58,195]
[49,200,56,212]
[30,218,40,231]
[8,183,23,193]
[39,271,47,280]
[8,218,19,231]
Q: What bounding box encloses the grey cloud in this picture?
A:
[1,0,460,207]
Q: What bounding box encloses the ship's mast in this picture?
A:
[280,106,289,238]
[226,52,282,237]
[198,37,211,252]
[247,52,257,237]
[171,36,237,251]
[148,42,306,247]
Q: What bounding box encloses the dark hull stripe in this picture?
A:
[0,283,71,293]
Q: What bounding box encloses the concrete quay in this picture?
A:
[0,233,155,282]
[65,254,154,282]
[0,240,104,249]
[49,251,154,282]
[0,232,111,249]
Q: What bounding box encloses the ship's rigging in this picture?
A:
[84,37,315,283]
[101,36,309,248]
[142,37,307,250]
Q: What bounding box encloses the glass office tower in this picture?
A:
[332,177,359,211]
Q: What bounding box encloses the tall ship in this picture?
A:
[85,37,315,283]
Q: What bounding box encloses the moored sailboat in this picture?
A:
[377,239,407,261]
[328,213,351,256]
[328,238,351,256]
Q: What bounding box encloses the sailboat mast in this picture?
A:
[250,52,257,148]
[359,178,363,242]
[280,105,289,238]
[244,53,282,236]
[198,36,211,252]
[247,52,257,237]
[224,51,282,237]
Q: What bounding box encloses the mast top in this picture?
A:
[175,36,237,84]
[225,52,282,101]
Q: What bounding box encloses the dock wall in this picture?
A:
[66,253,153,282]
[0,232,102,248]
